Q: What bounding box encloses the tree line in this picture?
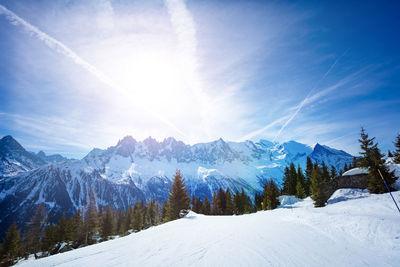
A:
[0,170,265,265]
[283,128,399,207]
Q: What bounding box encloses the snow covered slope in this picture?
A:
[18,190,400,267]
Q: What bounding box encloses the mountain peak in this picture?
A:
[1,135,18,144]
[37,150,46,158]
[314,143,322,149]
[118,136,137,147]
[163,137,177,143]
[215,137,225,145]
[0,135,25,152]
[143,136,157,144]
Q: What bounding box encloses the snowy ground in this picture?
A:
[18,190,400,267]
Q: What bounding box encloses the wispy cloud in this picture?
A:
[0,112,93,150]
[0,3,187,138]
[164,0,211,137]
[272,49,349,141]
[0,5,115,92]
[237,49,372,144]
[237,115,291,142]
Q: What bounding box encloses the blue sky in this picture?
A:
[0,0,399,159]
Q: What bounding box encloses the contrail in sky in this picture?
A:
[272,49,350,142]
[0,4,187,138]
[164,0,211,138]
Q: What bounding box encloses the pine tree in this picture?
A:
[161,201,169,222]
[216,188,226,215]
[166,170,190,220]
[23,202,47,256]
[305,157,313,196]
[211,191,218,215]
[56,213,69,243]
[388,150,393,158]
[282,166,290,195]
[263,179,280,209]
[97,205,104,234]
[225,188,233,215]
[240,189,252,213]
[343,163,348,172]
[155,202,161,225]
[393,133,400,164]
[71,209,85,247]
[191,195,196,211]
[321,161,330,183]
[101,207,114,240]
[282,163,299,196]
[42,225,57,255]
[132,202,143,231]
[359,128,398,193]
[233,190,241,215]
[288,163,297,195]
[85,189,98,244]
[116,210,125,235]
[254,193,263,211]
[310,164,328,207]
[123,205,133,232]
[147,200,156,226]
[191,196,202,214]
[132,204,143,231]
[141,202,148,229]
[201,196,211,215]
[367,147,397,193]
[2,223,21,265]
[295,165,306,199]
[359,127,377,168]
[330,165,337,179]
[295,179,306,199]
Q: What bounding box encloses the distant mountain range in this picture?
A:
[0,135,70,176]
[0,135,354,236]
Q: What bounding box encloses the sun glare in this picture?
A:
[98,44,200,119]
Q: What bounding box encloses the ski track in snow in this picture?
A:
[18,190,400,267]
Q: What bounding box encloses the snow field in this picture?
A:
[18,189,400,267]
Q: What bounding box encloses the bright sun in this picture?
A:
[92,41,201,121]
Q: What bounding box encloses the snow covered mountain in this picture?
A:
[0,135,354,236]
[18,190,400,267]
[36,150,70,163]
[0,135,47,176]
[0,136,71,177]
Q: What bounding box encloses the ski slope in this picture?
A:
[18,190,400,267]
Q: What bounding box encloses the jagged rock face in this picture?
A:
[0,161,146,237]
[36,150,70,163]
[0,136,72,177]
[0,135,47,176]
[310,144,354,169]
[0,135,354,237]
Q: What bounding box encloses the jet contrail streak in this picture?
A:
[0,4,187,138]
[272,49,350,142]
